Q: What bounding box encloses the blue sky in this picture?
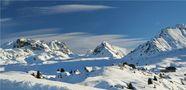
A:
[1,1,186,53]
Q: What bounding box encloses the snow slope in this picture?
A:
[0,71,102,90]
[1,64,185,90]
[78,66,186,90]
[1,47,185,90]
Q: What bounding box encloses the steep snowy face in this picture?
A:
[155,24,186,50]
[127,24,186,58]
[48,40,73,55]
[91,41,126,59]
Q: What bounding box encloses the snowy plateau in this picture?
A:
[0,24,186,90]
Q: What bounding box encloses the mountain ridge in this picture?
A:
[125,24,186,59]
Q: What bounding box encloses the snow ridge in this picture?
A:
[126,24,186,58]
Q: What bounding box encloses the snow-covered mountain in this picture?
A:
[0,38,74,65]
[49,40,73,55]
[126,24,186,59]
[2,38,50,51]
[1,25,186,90]
[89,41,127,59]
[2,38,73,53]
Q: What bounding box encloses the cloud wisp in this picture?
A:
[0,18,12,23]
[22,4,116,15]
[0,17,19,30]
[2,28,60,39]
[1,30,146,54]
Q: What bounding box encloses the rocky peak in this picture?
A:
[91,41,126,59]
[49,40,73,55]
[13,38,49,50]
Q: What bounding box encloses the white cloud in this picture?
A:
[1,31,146,54]
[24,4,116,15]
[2,28,60,39]
[0,18,12,23]
[0,18,18,29]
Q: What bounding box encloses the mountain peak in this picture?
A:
[158,24,186,38]
[161,24,186,31]
[49,40,73,55]
[127,24,186,58]
[175,24,186,29]
[152,24,186,51]
[13,38,50,51]
[101,41,109,46]
[91,41,126,59]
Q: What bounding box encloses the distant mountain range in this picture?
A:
[1,24,186,90]
[0,24,186,65]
